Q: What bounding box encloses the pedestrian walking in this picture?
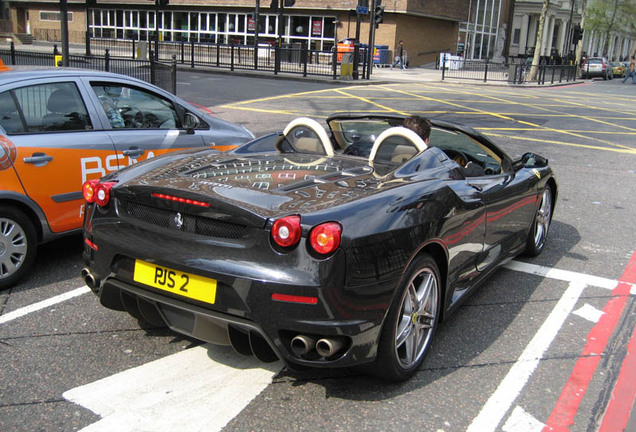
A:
[622,55,635,84]
[391,40,407,70]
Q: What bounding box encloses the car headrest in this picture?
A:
[47,89,81,114]
[368,126,427,164]
[278,117,334,156]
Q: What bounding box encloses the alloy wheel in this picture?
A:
[533,188,552,250]
[394,267,439,369]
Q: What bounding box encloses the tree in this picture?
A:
[585,0,636,58]
[528,0,550,82]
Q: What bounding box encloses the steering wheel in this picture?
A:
[134,111,146,128]
[444,149,470,167]
[119,107,142,128]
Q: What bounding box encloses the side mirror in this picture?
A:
[514,152,548,170]
[183,112,200,134]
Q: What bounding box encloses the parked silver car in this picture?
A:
[580,57,613,80]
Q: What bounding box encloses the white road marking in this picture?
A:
[573,304,605,323]
[465,281,587,432]
[502,406,545,432]
[63,344,281,432]
[0,286,91,325]
[503,261,618,289]
[2,261,627,432]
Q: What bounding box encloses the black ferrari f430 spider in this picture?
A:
[81,113,556,381]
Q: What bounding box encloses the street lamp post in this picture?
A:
[60,0,69,66]
[254,0,260,69]
[85,0,93,56]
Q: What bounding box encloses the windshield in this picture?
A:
[328,117,502,175]
[329,118,404,157]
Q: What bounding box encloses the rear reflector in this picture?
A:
[271,293,318,305]
[85,238,98,251]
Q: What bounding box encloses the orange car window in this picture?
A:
[12,82,92,133]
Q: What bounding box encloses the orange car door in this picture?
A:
[0,81,116,234]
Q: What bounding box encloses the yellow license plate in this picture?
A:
[133,259,217,304]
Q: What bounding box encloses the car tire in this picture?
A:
[524,187,553,257]
[0,206,37,289]
[374,254,441,382]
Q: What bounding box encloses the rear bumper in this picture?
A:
[89,272,393,368]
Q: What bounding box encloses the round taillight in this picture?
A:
[309,222,342,255]
[272,215,302,248]
[82,179,99,203]
[94,182,116,207]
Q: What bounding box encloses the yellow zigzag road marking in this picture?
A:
[385,84,634,152]
[218,84,636,153]
[333,88,410,115]
[421,84,636,140]
[483,132,636,154]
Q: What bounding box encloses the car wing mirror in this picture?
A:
[514,152,548,170]
[183,112,200,134]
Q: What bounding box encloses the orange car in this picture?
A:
[0,68,253,288]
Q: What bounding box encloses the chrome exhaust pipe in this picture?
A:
[291,335,317,356]
[81,267,98,290]
[315,337,344,358]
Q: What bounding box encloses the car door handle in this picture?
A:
[23,152,53,166]
[122,148,146,158]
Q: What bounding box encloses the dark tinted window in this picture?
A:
[11,82,92,132]
[0,91,23,133]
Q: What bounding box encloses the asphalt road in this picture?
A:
[1,73,635,432]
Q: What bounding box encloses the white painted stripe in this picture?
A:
[573,304,605,323]
[0,286,91,325]
[465,281,587,432]
[504,261,618,289]
[502,406,545,432]
[63,344,281,432]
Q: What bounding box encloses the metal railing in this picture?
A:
[441,57,578,85]
[89,38,370,79]
[0,42,177,94]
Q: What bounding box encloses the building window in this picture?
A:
[89,8,336,50]
[460,0,502,59]
[40,11,74,22]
